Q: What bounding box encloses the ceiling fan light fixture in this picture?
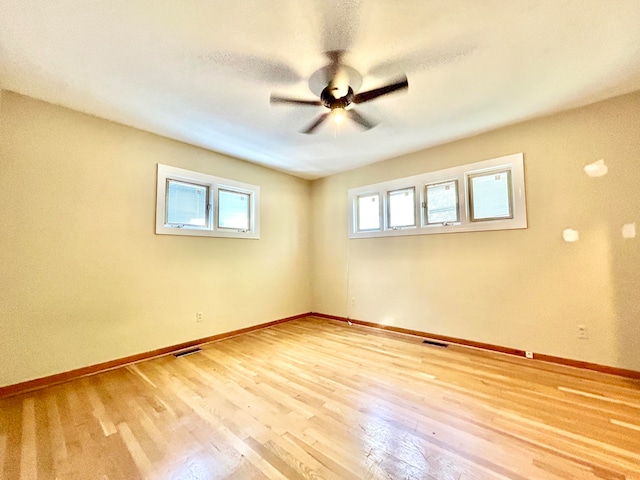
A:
[332,107,346,124]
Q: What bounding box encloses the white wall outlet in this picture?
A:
[351,297,356,306]
[577,325,588,339]
[525,351,534,359]
[196,312,203,323]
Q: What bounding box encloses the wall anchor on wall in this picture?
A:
[583,159,608,177]
[622,223,636,239]
[563,229,579,243]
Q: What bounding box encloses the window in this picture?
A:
[348,153,526,238]
[387,187,416,229]
[425,180,459,225]
[156,164,260,238]
[468,169,512,221]
[356,193,381,231]
[218,188,250,231]
[165,179,210,229]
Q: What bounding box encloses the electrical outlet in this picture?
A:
[525,351,534,359]
[196,312,203,323]
[351,297,356,306]
[577,325,588,339]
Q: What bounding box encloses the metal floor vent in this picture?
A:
[422,339,448,348]
[173,347,202,358]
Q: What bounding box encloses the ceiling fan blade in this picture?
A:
[346,109,377,130]
[301,113,330,134]
[353,76,409,104]
[270,95,323,106]
[368,44,476,77]
[200,52,302,84]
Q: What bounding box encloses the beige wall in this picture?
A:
[311,91,640,371]
[0,92,312,387]
[2,89,639,388]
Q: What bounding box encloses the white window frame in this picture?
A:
[164,177,212,230]
[387,186,417,230]
[355,192,382,232]
[425,179,460,225]
[348,153,526,238]
[216,186,252,232]
[467,168,513,222]
[156,164,260,239]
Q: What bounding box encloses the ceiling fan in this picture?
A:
[270,51,408,134]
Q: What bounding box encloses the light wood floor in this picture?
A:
[1,317,639,480]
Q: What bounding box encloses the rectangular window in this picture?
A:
[425,180,459,225]
[357,193,381,231]
[388,187,416,228]
[166,179,210,228]
[468,169,513,221]
[218,189,250,230]
[156,164,260,239]
[347,153,526,238]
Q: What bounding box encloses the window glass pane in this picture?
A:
[218,189,250,230]
[166,180,208,227]
[469,170,513,221]
[357,194,380,231]
[388,187,415,228]
[426,180,459,224]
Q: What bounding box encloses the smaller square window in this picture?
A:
[357,193,381,231]
[425,180,459,225]
[388,187,416,229]
[468,169,513,221]
[165,179,210,228]
[218,189,250,231]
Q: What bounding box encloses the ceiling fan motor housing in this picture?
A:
[321,86,354,110]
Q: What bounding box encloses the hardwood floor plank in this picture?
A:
[558,385,640,409]
[116,422,151,478]
[44,392,68,466]
[33,395,54,480]
[611,418,640,432]
[0,431,6,480]
[84,383,117,438]
[19,398,37,480]
[3,397,38,480]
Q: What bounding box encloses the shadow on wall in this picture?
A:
[578,158,639,373]
[585,155,640,373]
[612,223,640,372]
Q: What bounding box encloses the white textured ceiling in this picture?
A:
[1,1,640,179]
